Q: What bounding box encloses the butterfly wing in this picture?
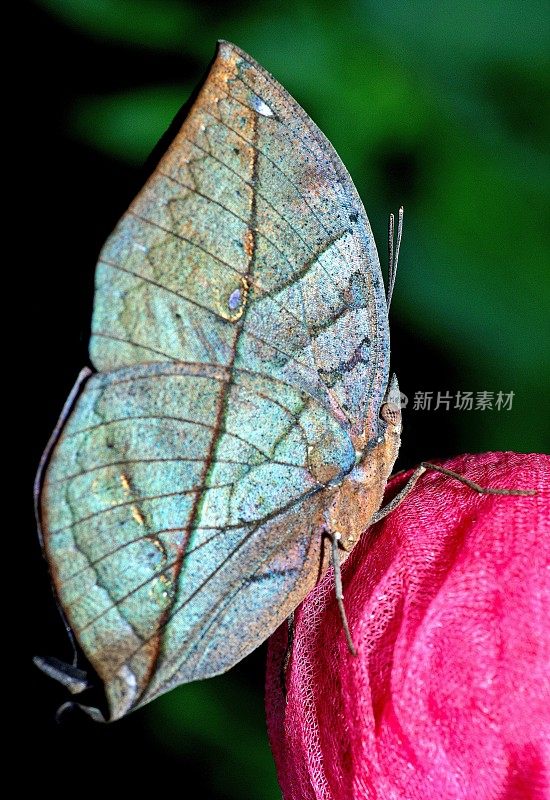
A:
[91,41,389,438]
[40,42,390,719]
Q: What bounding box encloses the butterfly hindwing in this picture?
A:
[42,361,354,717]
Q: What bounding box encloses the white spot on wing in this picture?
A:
[115,665,138,716]
[252,95,274,117]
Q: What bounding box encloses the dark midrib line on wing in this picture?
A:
[234,61,379,245]
[118,207,355,366]
[226,71,337,184]
[75,502,254,636]
[106,482,325,671]
[197,124,352,295]
[62,524,221,586]
[115,192,373,387]
[159,167,349,314]
[61,480,317,588]
[150,492,322,687]
[177,134,317,252]
[64,450,315,586]
[129,175,368,384]
[158,168,313,282]
[162,135,339,291]
[137,114,325,697]
[66,494,320,587]
[200,98,357,274]
[130,151,383,426]
[134,110,261,706]
[208,82,388,381]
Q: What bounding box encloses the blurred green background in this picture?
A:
[26,1,548,798]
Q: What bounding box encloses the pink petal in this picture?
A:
[266,453,550,799]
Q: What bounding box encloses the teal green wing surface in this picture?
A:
[90,41,390,436]
[42,363,350,718]
[40,42,390,719]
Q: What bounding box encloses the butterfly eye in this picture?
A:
[380,402,400,426]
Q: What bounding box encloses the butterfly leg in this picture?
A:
[370,464,427,525]
[281,529,359,694]
[330,533,357,656]
[280,612,295,698]
[372,461,536,527]
[419,462,536,496]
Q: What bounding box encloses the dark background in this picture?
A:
[22,1,548,797]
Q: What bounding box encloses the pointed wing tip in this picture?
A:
[216,40,252,62]
[216,39,236,56]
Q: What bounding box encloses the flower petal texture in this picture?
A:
[266,452,550,799]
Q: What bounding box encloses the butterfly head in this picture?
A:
[378,372,402,441]
[371,372,402,488]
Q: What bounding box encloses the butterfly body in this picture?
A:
[38,41,401,720]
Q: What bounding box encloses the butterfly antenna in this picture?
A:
[386,206,403,310]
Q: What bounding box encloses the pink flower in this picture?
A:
[266,453,550,799]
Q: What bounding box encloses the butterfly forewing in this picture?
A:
[40,42,390,719]
[90,41,389,430]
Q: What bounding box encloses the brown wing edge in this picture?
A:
[34,367,112,722]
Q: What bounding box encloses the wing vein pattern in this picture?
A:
[41,42,390,719]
